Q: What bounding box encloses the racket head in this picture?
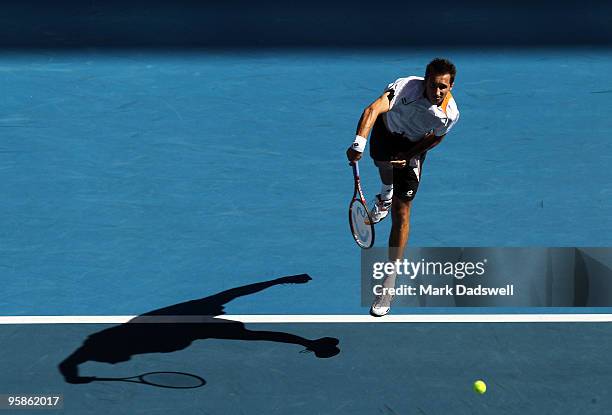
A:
[138,371,205,388]
[348,199,375,249]
[95,371,206,389]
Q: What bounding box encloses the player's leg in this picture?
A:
[370,160,394,223]
[388,152,425,258]
[388,196,412,261]
[368,116,396,224]
[370,154,425,317]
[370,197,412,317]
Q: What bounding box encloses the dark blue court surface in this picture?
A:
[1,321,611,414]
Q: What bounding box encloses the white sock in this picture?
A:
[380,184,393,201]
[377,271,397,306]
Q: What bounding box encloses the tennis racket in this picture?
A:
[348,161,375,249]
[93,371,206,389]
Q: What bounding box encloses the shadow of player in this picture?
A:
[58,274,340,385]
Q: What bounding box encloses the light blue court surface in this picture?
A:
[1,48,611,315]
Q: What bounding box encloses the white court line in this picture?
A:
[0,314,612,324]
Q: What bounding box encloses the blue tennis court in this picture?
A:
[1,47,611,415]
[2,319,612,414]
[2,49,611,315]
[1,1,612,413]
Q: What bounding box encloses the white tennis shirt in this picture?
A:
[383,76,460,142]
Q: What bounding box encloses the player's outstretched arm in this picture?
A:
[346,92,392,162]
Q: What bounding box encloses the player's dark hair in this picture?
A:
[425,58,456,84]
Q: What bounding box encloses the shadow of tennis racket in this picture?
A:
[93,371,206,389]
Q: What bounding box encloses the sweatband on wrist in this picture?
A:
[351,135,367,152]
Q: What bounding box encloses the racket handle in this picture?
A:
[350,161,359,177]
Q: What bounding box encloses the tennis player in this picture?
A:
[346,58,460,316]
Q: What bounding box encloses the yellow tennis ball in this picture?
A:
[473,380,487,394]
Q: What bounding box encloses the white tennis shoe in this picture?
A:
[370,293,394,317]
[369,194,392,224]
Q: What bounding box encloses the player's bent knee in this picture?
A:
[392,197,411,219]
